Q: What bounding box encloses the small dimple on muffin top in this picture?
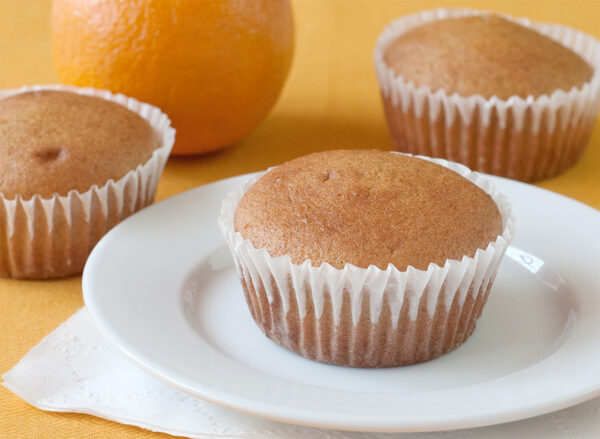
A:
[383,14,594,99]
[0,90,160,199]
[234,150,504,271]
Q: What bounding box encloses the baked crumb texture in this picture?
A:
[235,150,502,270]
[375,9,600,182]
[221,151,515,367]
[384,15,593,100]
[0,87,174,279]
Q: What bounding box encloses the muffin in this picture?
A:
[374,9,600,182]
[219,150,515,367]
[0,86,174,279]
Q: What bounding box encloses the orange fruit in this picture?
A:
[51,0,294,155]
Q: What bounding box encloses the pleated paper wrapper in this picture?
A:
[374,8,600,182]
[0,85,175,279]
[219,155,515,367]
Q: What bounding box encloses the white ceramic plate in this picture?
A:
[83,172,600,433]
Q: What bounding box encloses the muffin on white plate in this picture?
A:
[220,150,515,367]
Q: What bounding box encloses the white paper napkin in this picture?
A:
[3,308,600,439]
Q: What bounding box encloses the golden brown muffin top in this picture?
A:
[0,90,160,199]
[383,14,594,99]
[234,150,503,270]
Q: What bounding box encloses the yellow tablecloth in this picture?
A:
[1,1,599,437]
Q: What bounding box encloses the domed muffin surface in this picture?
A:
[234,150,503,271]
[0,90,160,199]
[383,15,594,99]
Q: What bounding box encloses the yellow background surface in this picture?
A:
[1,0,599,437]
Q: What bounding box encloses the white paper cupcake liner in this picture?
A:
[219,153,515,367]
[0,85,175,279]
[374,8,600,182]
